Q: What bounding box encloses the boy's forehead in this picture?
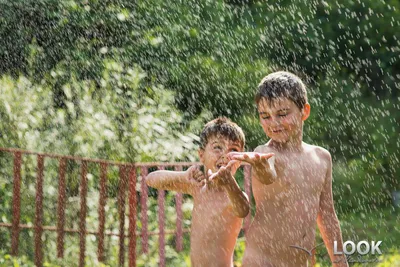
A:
[207,135,242,147]
[257,97,294,111]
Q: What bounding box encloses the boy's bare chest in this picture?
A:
[191,191,240,236]
[254,154,327,200]
[194,191,230,214]
[279,157,325,185]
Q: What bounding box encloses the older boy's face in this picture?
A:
[257,97,306,143]
[198,135,243,173]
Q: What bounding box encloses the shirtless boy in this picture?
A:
[146,117,249,267]
[229,71,348,266]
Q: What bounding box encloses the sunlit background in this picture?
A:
[0,0,399,266]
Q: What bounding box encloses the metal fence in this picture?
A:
[0,147,252,266]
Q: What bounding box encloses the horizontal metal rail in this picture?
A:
[0,147,252,266]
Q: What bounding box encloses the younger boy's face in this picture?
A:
[257,97,309,143]
[198,135,243,173]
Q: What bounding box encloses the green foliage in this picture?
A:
[0,251,35,267]
[233,237,246,267]
[314,208,400,266]
[1,0,399,186]
[377,251,400,267]
[0,60,204,162]
[0,59,206,265]
[1,0,399,265]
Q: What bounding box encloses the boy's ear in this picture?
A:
[302,103,311,121]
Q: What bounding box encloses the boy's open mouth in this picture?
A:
[216,163,226,169]
[272,129,284,133]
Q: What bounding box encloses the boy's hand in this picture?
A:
[186,165,206,187]
[227,152,277,179]
[207,160,239,189]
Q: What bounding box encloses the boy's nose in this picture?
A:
[270,116,281,125]
[220,154,229,164]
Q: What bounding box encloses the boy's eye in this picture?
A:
[279,114,288,117]
[214,146,222,150]
[262,116,270,120]
[230,148,239,152]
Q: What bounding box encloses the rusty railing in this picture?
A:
[0,147,252,266]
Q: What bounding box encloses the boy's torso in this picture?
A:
[243,143,329,267]
[190,189,242,267]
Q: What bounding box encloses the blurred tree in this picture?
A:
[0,61,203,162]
[0,0,399,210]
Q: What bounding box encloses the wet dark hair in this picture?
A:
[255,71,308,110]
[199,117,245,150]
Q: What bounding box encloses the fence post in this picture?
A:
[34,155,45,266]
[11,152,22,256]
[118,165,128,266]
[157,166,166,267]
[140,167,149,254]
[57,158,67,258]
[97,163,108,263]
[128,166,137,267]
[174,165,183,252]
[79,161,88,267]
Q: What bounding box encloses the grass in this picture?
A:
[315,207,400,266]
[1,207,399,266]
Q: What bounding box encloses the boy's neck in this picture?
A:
[267,133,304,152]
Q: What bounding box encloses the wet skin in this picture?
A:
[146,135,249,267]
[230,98,347,267]
[241,144,329,267]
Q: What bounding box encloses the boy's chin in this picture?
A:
[269,137,290,143]
[204,165,218,173]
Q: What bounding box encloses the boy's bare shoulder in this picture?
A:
[303,143,332,163]
[254,144,272,153]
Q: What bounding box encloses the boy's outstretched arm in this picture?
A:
[223,176,250,218]
[208,161,250,218]
[146,165,204,195]
[317,152,348,267]
[228,151,277,185]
